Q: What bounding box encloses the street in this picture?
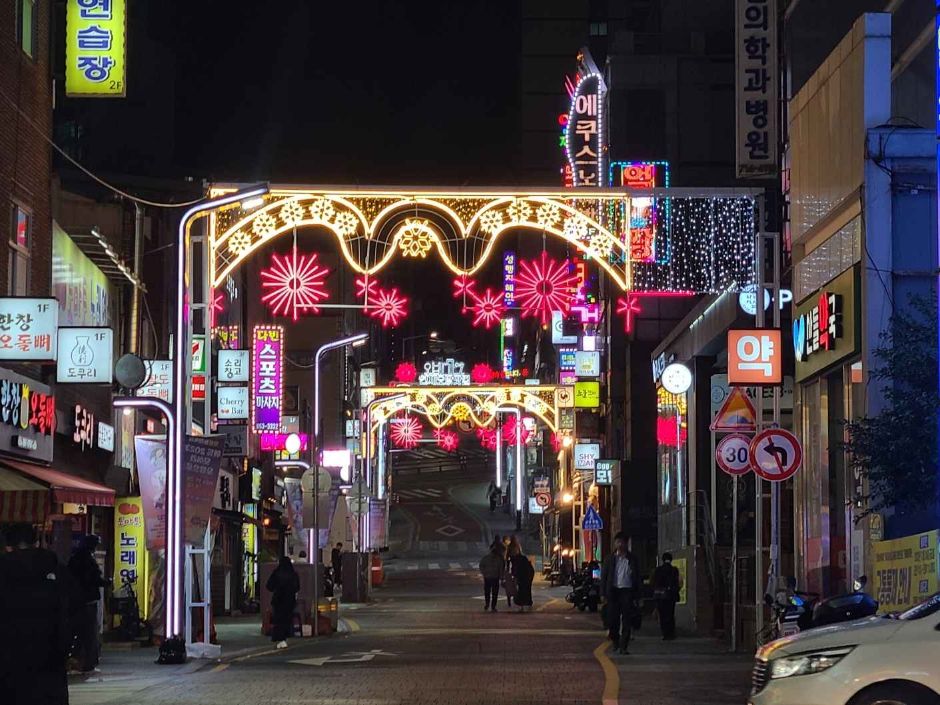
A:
[69,471,751,705]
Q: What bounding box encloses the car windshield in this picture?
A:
[898,592,940,620]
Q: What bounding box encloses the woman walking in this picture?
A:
[509,545,535,612]
[266,557,300,649]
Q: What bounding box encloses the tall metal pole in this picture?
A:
[274,460,317,636]
[755,200,765,637]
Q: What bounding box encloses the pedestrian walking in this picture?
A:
[503,535,515,607]
[652,552,681,640]
[266,556,300,649]
[478,544,504,612]
[486,481,502,512]
[331,542,343,585]
[601,532,640,654]
[508,545,535,612]
[490,534,503,552]
[68,534,108,673]
[0,523,75,705]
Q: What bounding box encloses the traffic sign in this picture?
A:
[749,429,802,482]
[582,504,604,530]
[715,433,752,476]
[710,386,757,432]
[534,491,552,508]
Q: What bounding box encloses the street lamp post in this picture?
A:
[113,397,177,641]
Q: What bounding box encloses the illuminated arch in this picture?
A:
[362,385,573,435]
[208,188,633,290]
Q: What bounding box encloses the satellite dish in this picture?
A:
[115,353,148,390]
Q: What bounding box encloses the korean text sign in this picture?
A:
[56,327,113,383]
[182,435,224,546]
[112,496,148,617]
[727,329,782,385]
[0,298,57,360]
[873,531,938,613]
[565,72,604,186]
[735,0,778,177]
[252,325,283,433]
[66,0,127,97]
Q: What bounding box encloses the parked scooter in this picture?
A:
[812,575,879,626]
[566,563,601,612]
[762,575,879,642]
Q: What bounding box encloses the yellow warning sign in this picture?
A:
[710,387,757,432]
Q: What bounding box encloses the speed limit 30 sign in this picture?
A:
[716,433,752,476]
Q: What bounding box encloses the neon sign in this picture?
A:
[564,52,606,187]
[503,251,516,307]
[251,325,284,433]
[418,359,471,386]
[793,291,842,362]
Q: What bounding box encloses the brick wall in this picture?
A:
[0,0,53,298]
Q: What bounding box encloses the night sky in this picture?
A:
[165,1,522,185]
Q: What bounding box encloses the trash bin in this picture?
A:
[317,597,339,633]
[370,553,384,587]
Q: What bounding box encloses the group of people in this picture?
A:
[600,531,682,654]
[0,524,111,704]
[478,534,535,612]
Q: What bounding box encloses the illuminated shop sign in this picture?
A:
[563,52,606,187]
[252,325,284,433]
[66,0,127,97]
[503,251,516,307]
[793,292,842,362]
[418,359,471,386]
[610,162,671,264]
[559,348,577,371]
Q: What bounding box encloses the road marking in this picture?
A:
[536,597,563,612]
[449,562,462,570]
[428,562,440,570]
[209,663,229,673]
[290,649,397,667]
[593,641,619,705]
[339,617,360,633]
[406,564,418,570]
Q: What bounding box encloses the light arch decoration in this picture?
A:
[209,187,636,291]
[362,385,572,435]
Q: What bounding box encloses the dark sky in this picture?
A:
[164,1,522,185]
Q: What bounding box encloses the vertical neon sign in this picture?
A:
[252,325,284,433]
[503,251,516,307]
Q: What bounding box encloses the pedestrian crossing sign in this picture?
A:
[582,505,604,530]
[710,386,757,432]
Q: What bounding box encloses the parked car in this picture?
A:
[749,592,940,705]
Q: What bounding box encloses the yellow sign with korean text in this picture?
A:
[673,557,688,605]
[66,0,127,97]
[112,496,149,618]
[574,381,600,408]
[873,530,938,614]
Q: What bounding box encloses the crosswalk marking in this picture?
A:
[395,488,444,500]
[449,562,461,570]
[428,562,439,570]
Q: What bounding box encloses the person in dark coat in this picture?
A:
[600,532,640,654]
[508,545,535,612]
[266,556,299,648]
[0,523,76,705]
[330,543,343,586]
[68,534,108,672]
[652,552,681,640]
[478,544,505,612]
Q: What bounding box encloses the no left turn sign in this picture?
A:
[715,434,752,476]
[748,428,802,482]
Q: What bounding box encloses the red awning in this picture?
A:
[0,460,115,508]
[0,466,49,522]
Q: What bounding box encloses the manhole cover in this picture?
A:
[435,524,465,537]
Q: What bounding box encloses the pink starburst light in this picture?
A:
[515,251,578,324]
[476,426,498,451]
[501,416,531,446]
[260,245,330,321]
[366,286,409,328]
[390,416,423,449]
[355,275,379,300]
[433,428,459,453]
[452,275,477,299]
[210,290,225,327]
[470,363,495,384]
[395,361,417,383]
[616,294,643,333]
[469,288,504,329]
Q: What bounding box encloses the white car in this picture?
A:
[749,592,940,705]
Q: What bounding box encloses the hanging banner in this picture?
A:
[252,325,284,433]
[873,531,939,614]
[66,0,128,97]
[134,436,167,550]
[112,496,148,617]
[182,435,225,546]
[284,477,304,551]
[735,0,778,178]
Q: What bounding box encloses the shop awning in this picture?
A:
[0,466,50,522]
[0,460,115,508]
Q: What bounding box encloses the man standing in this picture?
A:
[331,542,344,586]
[478,544,504,612]
[0,523,75,704]
[68,534,108,673]
[652,552,681,640]
[601,532,640,654]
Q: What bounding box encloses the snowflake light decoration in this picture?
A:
[309,199,335,222]
[536,202,561,228]
[333,211,359,238]
[397,220,434,258]
[562,215,589,241]
[476,426,498,451]
[616,294,643,333]
[452,274,476,299]
[501,416,531,446]
[259,245,330,321]
[279,200,305,226]
[228,229,252,256]
[515,251,578,324]
[470,363,495,384]
[507,199,532,223]
[433,428,459,453]
[366,286,409,328]
[588,232,614,259]
[390,416,423,450]
[355,275,379,300]
[451,402,472,422]
[395,361,417,383]
[479,210,504,235]
[253,212,277,237]
[468,288,504,329]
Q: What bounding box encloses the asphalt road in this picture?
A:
[69,468,752,705]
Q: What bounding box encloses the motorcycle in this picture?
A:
[812,575,879,627]
[566,563,601,612]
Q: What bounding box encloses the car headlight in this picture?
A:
[769,647,854,679]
